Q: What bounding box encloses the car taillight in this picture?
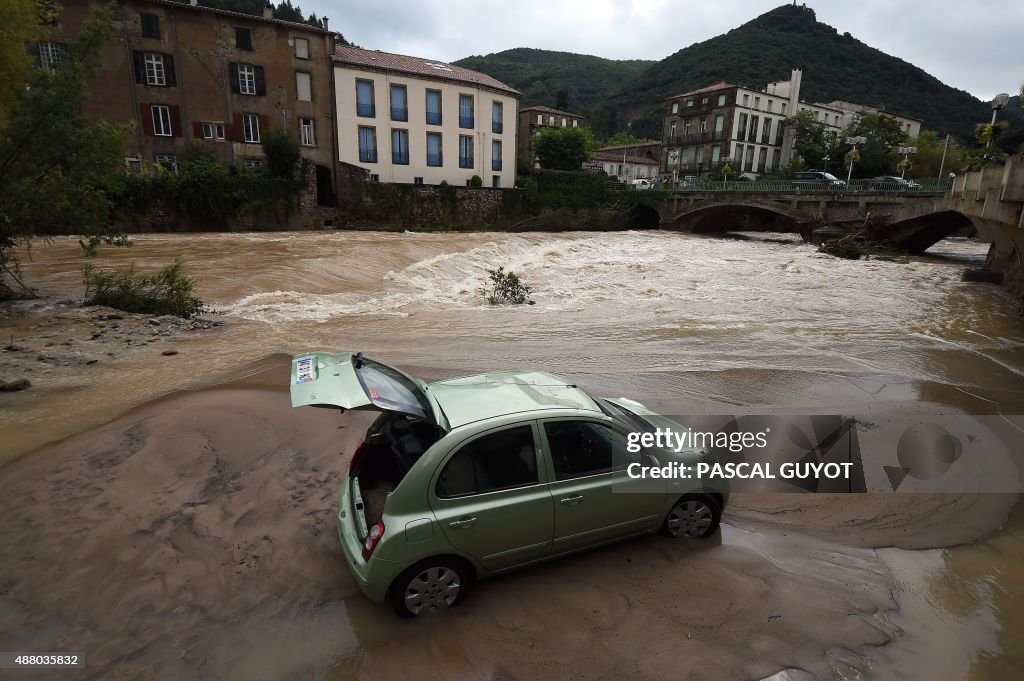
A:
[362,520,384,560]
[349,442,366,472]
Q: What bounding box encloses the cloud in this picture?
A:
[307,0,1021,100]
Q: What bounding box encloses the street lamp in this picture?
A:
[823,155,830,173]
[897,145,917,179]
[987,93,1010,147]
[845,136,866,185]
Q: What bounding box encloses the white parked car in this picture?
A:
[631,178,653,190]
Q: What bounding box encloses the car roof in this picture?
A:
[427,371,602,429]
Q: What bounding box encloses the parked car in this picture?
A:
[792,170,846,190]
[631,178,653,190]
[870,176,922,191]
[291,352,729,617]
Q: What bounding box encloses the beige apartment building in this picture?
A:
[332,46,520,188]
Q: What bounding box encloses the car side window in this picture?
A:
[544,421,634,480]
[436,425,538,498]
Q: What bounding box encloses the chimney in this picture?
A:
[322,16,329,31]
[262,2,273,19]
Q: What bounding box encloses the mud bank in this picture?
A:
[0,358,1014,681]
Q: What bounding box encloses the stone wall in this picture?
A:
[353,183,512,230]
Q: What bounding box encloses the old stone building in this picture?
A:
[517,105,585,172]
[50,0,338,205]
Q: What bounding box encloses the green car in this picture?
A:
[290,352,729,617]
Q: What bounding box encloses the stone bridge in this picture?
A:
[653,155,1024,310]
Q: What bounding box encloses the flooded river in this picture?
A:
[1,230,1022,679]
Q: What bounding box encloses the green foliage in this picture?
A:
[0,1,127,298]
[603,131,655,147]
[840,113,909,176]
[529,170,608,209]
[82,258,204,318]
[0,0,50,117]
[261,128,300,179]
[481,267,534,305]
[469,174,483,187]
[535,127,597,171]
[785,110,840,169]
[79,233,133,257]
[901,130,966,178]
[453,48,652,114]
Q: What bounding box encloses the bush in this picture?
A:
[262,128,301,179]
[481,266,534,305]
[82,258,204,317]
[469,174,483,187]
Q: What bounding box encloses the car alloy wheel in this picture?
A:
[663,494,721,539]
[391,560,470,617]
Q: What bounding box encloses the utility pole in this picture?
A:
[937,134,950,181]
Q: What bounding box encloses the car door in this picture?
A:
[429,422,553,572]
[541,418,663,554]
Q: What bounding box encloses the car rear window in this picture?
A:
[436,426,538,497]
[357,359,433,420]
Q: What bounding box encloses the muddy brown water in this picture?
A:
[0,231,1022,680]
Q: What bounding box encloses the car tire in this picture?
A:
[661,493,722,539]
[389,557,471,618]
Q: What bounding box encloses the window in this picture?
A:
[390,84,407,121]
[679,148,688,166]
[748,115,759,143]
[544,421,631,480]
[356,79,374,117]
[713,114,724,140]
[458,135,473,168]
[492,100,503,133]
[758,147,768,172]
[296,72,311,101]
[672,102,679,114]
[294,36,308,59]
[701,97,708,105]
[426,132,442,166]
[125,157,143,173]
[235,27,252,50]
[242,113,260,143]
[699,118,707,134]
[762,118,772,144]
[572,120,578,127]
[392,129,409,165]
[670,121,676,137]
[711,145,720,164]
[425,89,442,125]
[775,121,785,146]
[536,113,543,125]
[771,148,781,171]
[243,157,263,170]
[414,177,424,186]
[358,126,377,163]
[151,105,172,136]
[299,117,315,146]
[683,119,691,135]
[548,115,554,125]
[492,175,500,188]
[754,96,760,109]
[696,146,704,164]
[459,94,474,128]
[491,140,501,171]
[744,146,754,172]
[717,94,726,106]
[155,154,177,174]
[141,13,160,38]
[238,64,256,95]
[781,102,787,115]
[686,98,694,108]
[36,42,68,70]
[144,53,166,86]
[561,117,567,127]
[734,144,743,164]
[436,426,537,497]
[767,99,773,112]
[369,174,380,182]
[742,93,749,106]
[202,122,225,140]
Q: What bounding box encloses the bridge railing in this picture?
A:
[668,178,954,194]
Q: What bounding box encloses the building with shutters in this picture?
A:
[332,46,520,187]
[47,0,337,203]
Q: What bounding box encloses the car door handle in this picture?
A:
[449,517,478,529]
[559,495,584,506]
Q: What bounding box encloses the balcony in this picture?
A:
[390,107,408,122]
[392,151,409,165]
[356,102,374,117]
[358,149,377,163]
[492,121,503,134]
[459,115,474,129]
[426,111,441,125]
[492,159,502,171]
[459,155,473,169]
[427,153,442,167]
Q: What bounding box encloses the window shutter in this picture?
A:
[192,121,203,138]
[169,105,182,137]
[140,104,154,136]
[232,113,244,141]
[229,63,240,94]
[254,66,266,96]
[164,54,176,86]
[258,114,269,141]
[132,51,145,83]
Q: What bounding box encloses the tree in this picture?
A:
[554,89,569,111]
[838,113,909,177]
[784,110,839,169]
[261,128,300,179]
[272,0,303,22]
[0,2,126,298]
[0,0,52,118]
[603,131,653,147]
[534,126,597,171]
[902,130,967,179]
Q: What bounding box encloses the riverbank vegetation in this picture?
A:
[481,267,534,305]
[82,258,205,318]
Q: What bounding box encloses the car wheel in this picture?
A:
[662,493,721,539]
[389,558,470,618]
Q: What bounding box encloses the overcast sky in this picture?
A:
[309,0,1021,102]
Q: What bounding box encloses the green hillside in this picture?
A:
[453,48,652,113]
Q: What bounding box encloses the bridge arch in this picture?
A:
[884,209,977,253]
[664,201,801,234]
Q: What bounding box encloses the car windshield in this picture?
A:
[356,358,434,421]
[592,395,655,433]
[824,173,840,181]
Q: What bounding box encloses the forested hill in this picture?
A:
[456,5,996,141]
[452,48,653,112]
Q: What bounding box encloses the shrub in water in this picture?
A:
[82,258,204,318]
[481,266,534,305]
